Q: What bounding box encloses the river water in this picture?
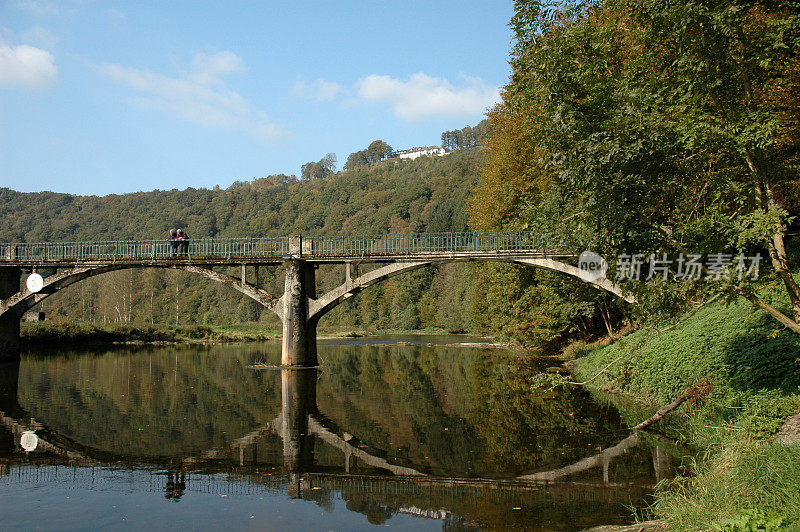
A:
[0,336,684,530]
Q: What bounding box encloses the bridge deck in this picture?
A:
[0,232,573,267]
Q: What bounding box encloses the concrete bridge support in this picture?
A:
[0,268,21,362]
[281,260,318,367]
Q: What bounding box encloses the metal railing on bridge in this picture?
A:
[0,237,289,262]
[0,231,561,262]
[305,231,553,256]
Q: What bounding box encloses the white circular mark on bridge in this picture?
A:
[26,273,44,293]
[578,250,608,282]
[20,431,38,452]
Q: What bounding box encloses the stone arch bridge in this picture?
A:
[0,232,633,363]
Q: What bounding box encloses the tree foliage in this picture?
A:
[441,119,491,151]
[300,153,337,180]
[344,140,394,170]
[471,0,800,338]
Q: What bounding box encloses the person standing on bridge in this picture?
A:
[168,229,179,256]
[177,228,190,255]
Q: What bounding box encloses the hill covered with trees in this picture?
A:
[1,149,503,333]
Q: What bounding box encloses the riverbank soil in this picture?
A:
[572,292,800,530]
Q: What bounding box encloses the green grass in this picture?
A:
[572,289,800,530]
[21,321,476,348]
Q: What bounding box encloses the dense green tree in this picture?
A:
[344,150,369,171]
[301,153,337,180]
[441,120,490,151]
[472,0,800,338]
[366,140,393,164]
[344,140,394,170]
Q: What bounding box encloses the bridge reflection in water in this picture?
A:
[0,345,684,529]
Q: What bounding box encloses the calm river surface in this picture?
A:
[0,336,683,530]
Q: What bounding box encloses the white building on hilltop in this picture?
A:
[393,146,447,160]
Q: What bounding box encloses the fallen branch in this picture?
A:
[569,333,650,386]
[569,353,626,386]
[632,379,712,430]
[737,290,800,334]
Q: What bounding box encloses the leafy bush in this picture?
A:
[711,509,787,531]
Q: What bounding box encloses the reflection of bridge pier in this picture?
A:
[0,356,686,527]
[202,367,423,478]
[0,268,21,361]
[279,368,317,474]
[0,360,21,455]
[0,360,21,419]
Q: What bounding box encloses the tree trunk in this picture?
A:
[739,289,800,334]
[745,149,800,324]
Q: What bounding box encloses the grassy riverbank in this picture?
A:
[20,321,463,347]
[21,321,282,345]
[572,290,800,530]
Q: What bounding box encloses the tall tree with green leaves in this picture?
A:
[473,0,800,334]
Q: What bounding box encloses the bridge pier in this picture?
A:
[281,260,317,367]
[0,268,21,362]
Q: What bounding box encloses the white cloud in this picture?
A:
[292,78,342,102]
[13,0,59,16]
[189,51,244,85]
[356,72,501,120]
[20,26,59,49]
[0,41,58,88]
[100,51,281,143]
[107,8,126,22]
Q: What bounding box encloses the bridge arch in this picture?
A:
[307,257,634,323]
[0,254,634,365]
[0,264,281,321]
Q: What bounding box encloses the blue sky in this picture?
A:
[0,0,514,195]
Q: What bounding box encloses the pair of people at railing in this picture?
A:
[167,229,190,256]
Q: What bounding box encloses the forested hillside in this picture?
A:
[1,150,502,332]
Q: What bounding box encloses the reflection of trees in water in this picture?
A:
[305,471,658,531]
[344,498,393,525]
[15,345,283,458]
[318,344,482,474]
[470,353,629,474]
[1,348,682,532]
[13,342,659,482]
[316,343,633,476]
